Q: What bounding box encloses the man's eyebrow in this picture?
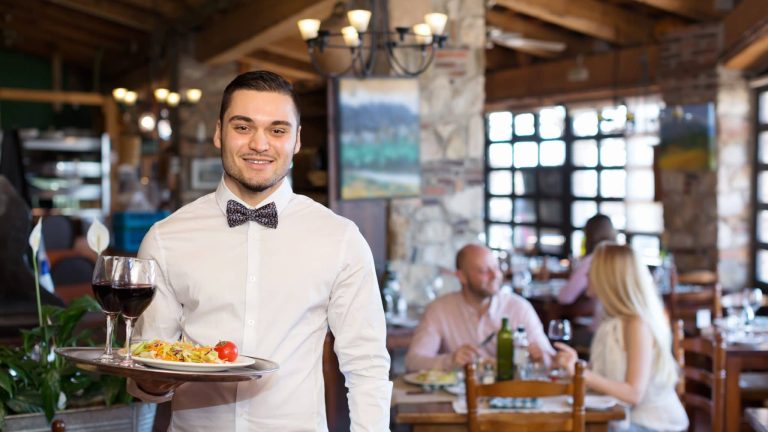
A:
[228,115,254,124]
[227,116,293,128]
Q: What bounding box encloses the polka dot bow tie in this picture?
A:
[226,200,278,229]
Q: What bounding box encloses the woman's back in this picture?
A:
[591,317,688,431]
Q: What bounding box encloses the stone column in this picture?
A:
[716,67,752,290]
[387,0,486,306]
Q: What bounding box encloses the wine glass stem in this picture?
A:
[123,317,135,365]
[104,313,117,358]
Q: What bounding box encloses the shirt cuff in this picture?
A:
[127,379,175,404]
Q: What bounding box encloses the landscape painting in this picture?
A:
[658,103,716,171]
[338,78,421,200]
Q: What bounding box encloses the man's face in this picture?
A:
[458,248,502,299]
[214,90,301,202]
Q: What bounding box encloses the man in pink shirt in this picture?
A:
[405,244,554,372]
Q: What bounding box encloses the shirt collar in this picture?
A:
[214,176,293,216]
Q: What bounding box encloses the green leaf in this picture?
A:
[0,401,6,430]
[0,370,13,397]
[40,369,60,422]
[6,389,43,414]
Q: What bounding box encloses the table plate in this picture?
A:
[56,347,279,382]
[404,370,458,388]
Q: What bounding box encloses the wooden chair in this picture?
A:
[465,361,586,432]
[667,269,722,336]
[672,319,726,432]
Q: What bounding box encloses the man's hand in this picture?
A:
[451,344,482,368]
[135,378,183,396]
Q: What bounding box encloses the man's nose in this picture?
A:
[248,132,269,152]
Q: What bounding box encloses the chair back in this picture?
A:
[465,361,586,432]
[50,256,95,286]
[42,215,74,250]
[672,319,725,432]
[667,268,722,336]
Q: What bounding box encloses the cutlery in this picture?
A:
[478,331,496,348]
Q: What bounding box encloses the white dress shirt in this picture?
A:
[129,178,392,431]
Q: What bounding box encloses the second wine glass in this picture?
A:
[548,319,572,380]
[113,257,157,367]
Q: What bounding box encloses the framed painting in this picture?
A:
[658,103,716,171]
[337,78,421,200]
[190,157,223,190]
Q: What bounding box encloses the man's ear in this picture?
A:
[213,120,222,149]
[455,270,467,287]
[293,125,302,155]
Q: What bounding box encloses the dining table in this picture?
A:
[722,334,768,431]
[392,377,625,432]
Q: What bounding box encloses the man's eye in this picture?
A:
[272,128,287,135]
[234,125,250,132]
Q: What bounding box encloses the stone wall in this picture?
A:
[387,0,486,307]
[716,67,752,290]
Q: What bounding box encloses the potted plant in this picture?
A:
[0,219,155,431]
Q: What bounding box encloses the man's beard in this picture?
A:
[220,138,296,193]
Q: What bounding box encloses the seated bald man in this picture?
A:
[405,244,554,372]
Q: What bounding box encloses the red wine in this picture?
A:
[114,284,156,318]
[92,281,121,314]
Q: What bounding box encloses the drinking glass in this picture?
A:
[113,257,157,367]
[548,319,572,380]
[743,288,764,325]
[91,256,121,362]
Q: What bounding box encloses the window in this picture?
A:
[485,98,664,263]
[753,85,768,288]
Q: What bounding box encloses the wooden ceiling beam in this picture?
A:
[495,0,654,45]
[487,9,595,55]
[1,13,130,53]
[486,45,659,105]
[0,88,104,105]
[196,0,336,64]
[45,0,157,32]
[261,37,312,63]
[115,0,184,19]
[3,0,149,45]
[629,0,722,21]
[241,50,319,81]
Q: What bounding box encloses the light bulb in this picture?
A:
[413,23,432,45]
[424,13,448,35]
[347,10,371,33]
[138,112,156,132]
[297,19,321,40]
[154,88,169,102]
[166,92,181,107]
[123,91,138,105]
[185,88,202,103]
[112,87,127,101]
[341,26,360,47]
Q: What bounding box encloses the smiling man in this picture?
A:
[405,244,554,372]
[128,71,392,431]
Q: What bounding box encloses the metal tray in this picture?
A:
[56,347,279,382]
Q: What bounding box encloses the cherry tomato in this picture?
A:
[214,340,238,362]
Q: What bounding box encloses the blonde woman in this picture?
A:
[555,243,688,432]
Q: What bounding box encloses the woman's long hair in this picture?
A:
[589,243,678,386]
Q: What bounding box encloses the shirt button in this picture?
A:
[248,276,256,282]
[247,319,255,326]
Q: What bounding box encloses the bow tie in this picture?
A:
[226,200,278,229]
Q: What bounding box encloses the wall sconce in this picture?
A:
[297,2,448,77]
[112,87,203,106]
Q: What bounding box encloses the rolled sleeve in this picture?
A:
[326,225,392,432]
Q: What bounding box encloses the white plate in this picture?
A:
[568,395,618,410]
[132,355,256,372]
[403,371,458,387]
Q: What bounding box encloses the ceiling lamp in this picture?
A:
[297,3,448,78]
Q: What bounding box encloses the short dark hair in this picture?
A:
[218,70,300,126]
[584,213,617,255]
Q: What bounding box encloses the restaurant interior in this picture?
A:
[2,0,768,431]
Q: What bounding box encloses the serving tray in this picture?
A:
[56,347,279,382]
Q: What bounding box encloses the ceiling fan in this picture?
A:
[487,27,566,53]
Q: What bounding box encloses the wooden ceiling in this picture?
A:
[0,0,736,91]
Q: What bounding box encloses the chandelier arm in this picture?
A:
[386,43,437,77]
[360,32,378,77]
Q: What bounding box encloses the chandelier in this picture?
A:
[297,2,448,78]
